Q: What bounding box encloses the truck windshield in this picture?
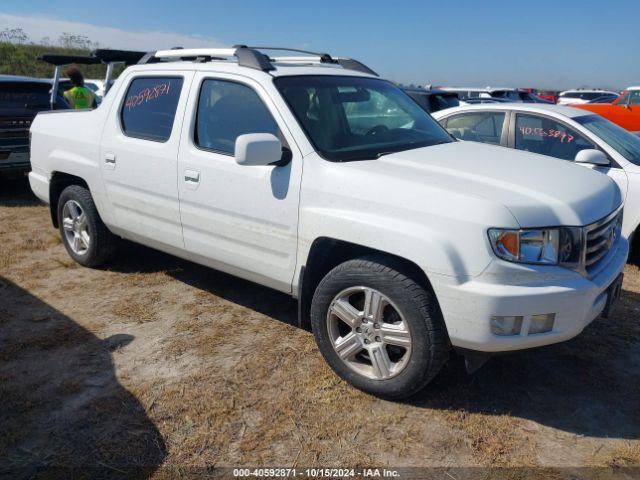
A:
[0,82,51,109]
[275,76,453,161]
[576,115,640,166]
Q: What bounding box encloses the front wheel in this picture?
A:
[310,256,450,399]
[57,185,117,267]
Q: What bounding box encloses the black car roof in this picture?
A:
[0,74,52,84]
[401,86,456,95]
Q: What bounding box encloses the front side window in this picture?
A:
[576,114,640,165]
[616,91,631,105]
[628,91,640,105]
[195,79,279,155]
[515,114,593,161]
[275,76,452,161]
[443,111,505,145]
[121,77,183,142]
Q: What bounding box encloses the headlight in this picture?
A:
[488,227,583,266]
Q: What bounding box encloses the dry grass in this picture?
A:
[1,179,639,473]
[112,291,162,323]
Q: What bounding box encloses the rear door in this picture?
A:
[176,72,303,292]
[100,71,194,250]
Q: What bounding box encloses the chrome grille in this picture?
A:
[584,208,622,274]
[0,117,31,142]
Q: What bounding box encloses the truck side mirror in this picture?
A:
[574,149,610,167]
[235,133,283,166]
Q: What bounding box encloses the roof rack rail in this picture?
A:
[145,46,377,76]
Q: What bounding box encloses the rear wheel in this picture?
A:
[311,256,450,399]
[57,185,117,267]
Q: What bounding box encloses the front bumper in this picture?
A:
[432,237,629,352]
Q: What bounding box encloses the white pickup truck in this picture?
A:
[29,47,628,399]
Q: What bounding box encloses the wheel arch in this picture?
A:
[297,237,436,331]
[49,172,89,228]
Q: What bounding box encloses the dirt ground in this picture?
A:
[1,177,639,478]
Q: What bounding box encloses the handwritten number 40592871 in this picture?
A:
[125,82,172,110]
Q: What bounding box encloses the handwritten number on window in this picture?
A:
[125,82,172,110]
[519,126,573,143]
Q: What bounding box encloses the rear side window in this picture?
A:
[195,79,279,155]
[121,77,183,142]
[443,111,505,145]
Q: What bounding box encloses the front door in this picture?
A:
[177,73,302,292]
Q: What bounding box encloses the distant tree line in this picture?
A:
[0,27,123,79]
[0,28,100,50]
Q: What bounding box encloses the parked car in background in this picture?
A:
[440,87,551,103]
[463,97,513,105]
[573,87,640,135]
[557,89,619,105]
[438,87,490,100]
[0,75,68,176]
[401,85,461,113]
[29,46,627,398]
[537,90,560,103]
[433,103,640,259]
[487,88,553,103]
[588,93,619,104]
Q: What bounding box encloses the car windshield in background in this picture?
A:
[0,82,51,108]
[576,115,640,165]
[275,76,453,161]
[431,94,459,111]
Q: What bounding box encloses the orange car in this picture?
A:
[574,86,640,134]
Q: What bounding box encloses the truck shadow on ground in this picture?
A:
[0,276,166,479]
[108,242,299,329]
[106,243,640,441]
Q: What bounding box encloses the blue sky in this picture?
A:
[1,0,639,89]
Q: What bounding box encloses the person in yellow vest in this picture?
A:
[63,67,96,109]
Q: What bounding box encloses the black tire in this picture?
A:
[310,255,450,399]
[57,185,117,267]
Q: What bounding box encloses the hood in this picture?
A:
[345,141,621,227]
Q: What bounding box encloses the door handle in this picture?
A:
[104,152,116,170]
[184,169,200,183]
